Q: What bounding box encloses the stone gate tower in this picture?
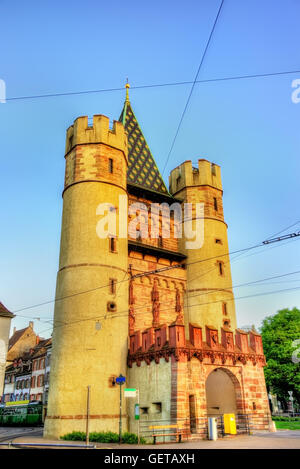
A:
[46,86,271,440]
[44,115,129,438]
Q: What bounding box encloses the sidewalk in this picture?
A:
[3,430,300,449]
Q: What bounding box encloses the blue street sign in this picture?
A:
[116,374,126,385]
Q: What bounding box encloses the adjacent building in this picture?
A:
[6,321,37,365]
[2,332,51,408]
[0,302,15,402]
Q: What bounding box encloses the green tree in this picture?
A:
[260,307,300,408]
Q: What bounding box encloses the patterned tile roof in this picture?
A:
[119,91,169,195]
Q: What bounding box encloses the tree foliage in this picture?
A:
[260,307,300,406]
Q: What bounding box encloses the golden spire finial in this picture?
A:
[125,78,130,102]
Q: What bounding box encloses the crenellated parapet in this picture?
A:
[65,114,128,158]
[63,114,128,193]
[169,159,222,196]
[127,323,266,368]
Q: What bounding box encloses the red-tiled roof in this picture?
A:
[8,327,28,350]
[0,302,14,318]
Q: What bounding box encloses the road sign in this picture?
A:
[116,375,126,385]
[135,403,140,420]
[124,388,136,397]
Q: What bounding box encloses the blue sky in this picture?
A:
[0,0,300,337]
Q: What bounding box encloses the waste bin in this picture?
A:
[223,413,237,434]
[208,417,218,440]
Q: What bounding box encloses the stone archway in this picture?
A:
[205,367,243,417]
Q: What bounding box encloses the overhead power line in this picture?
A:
[265,220,300,240]
[4,69,300,103]
[10,239,262,315]
[38,278,300,336]
[263,231,300,245]
[161,0,225,175]
[10,230,300,322]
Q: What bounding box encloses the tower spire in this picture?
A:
[125,78,130,103]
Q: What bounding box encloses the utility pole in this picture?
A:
[86,385,90,447]
[116,374,126,444]
[137,389,140,445]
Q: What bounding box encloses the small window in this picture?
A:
[222,303,228,316]
[218,262,224,276]
[215,239,222,244]
[107,301,117,312]
[152,402,162,413]
[213,197,218,211]
[109,158,113,173]
[158,236,163,248]
[211,163,216,176]
[141,407,149,415]
[109,236,117,253]
[223,320,230,327]
[109,278,117,295]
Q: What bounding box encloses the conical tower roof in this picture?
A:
[119,83,169,195]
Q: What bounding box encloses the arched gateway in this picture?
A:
[205,367,244,417]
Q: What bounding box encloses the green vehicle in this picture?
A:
[0,401,43,426]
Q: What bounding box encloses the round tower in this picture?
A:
[44,115,129,439]
[169,159,237,334]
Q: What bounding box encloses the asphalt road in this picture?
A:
[0,426,43,443]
